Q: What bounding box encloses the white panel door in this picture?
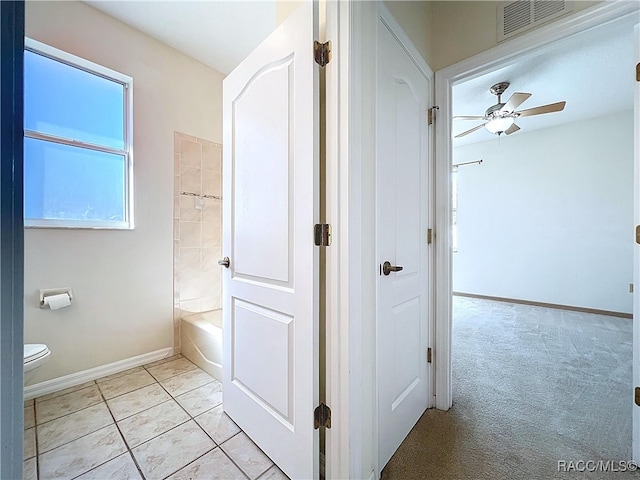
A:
[222,3,319,479]
[376,16,432,470]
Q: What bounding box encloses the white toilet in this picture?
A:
[24,344,50,384]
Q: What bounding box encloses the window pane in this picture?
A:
[24,138,126,223]
[24,50,125,150]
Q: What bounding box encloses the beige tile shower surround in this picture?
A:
[24,355,288,480]
[173,132,223,352]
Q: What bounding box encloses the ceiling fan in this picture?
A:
[454,81,566,138]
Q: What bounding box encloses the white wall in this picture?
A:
[25,1,224,382]
[453,111,634,313]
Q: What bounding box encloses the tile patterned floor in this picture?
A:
[23,355,289,480]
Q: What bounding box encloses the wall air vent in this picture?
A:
[498,0,573,42]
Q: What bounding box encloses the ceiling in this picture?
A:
[453,18,636,146]
[85,1,635,146]
[86,1,277,75]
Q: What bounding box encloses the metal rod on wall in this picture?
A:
[452,159,483,168]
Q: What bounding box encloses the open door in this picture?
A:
[633,23,640,465]
[221,3,320,479]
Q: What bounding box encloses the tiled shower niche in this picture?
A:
[173,132,222,351]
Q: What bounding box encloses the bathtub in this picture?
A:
[181,310,222,382]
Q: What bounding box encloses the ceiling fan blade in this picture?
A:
[500,92,531,113]
[453,115,486,120]
[504,123,520,135]
[516,101,566,118]
[455,123,486,138]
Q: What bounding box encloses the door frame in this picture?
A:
[632,21,640,466]
[326,2,435,478]
[433,0,640,416]
[0,2,26,479]
[324,0,353,478]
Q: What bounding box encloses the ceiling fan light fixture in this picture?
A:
[485,116,515,135]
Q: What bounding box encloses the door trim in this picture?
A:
[434,0,640,411]
[324,0,353,478]
[0,2,25,478]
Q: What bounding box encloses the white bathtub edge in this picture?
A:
[180,310,222,382]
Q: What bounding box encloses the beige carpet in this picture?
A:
[381,296,635,480]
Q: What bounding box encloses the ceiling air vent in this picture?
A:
[498,0,573,42]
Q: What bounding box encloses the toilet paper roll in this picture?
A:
[45,293,71,310]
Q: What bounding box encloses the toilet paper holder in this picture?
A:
[39,288,73,308]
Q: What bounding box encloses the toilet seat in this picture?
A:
[24,344,50,364]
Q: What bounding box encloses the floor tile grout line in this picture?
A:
[147,366,200,383]
[157,373,216,402]
[35,397,105,428]
[190,408,228,448]
[34,407,40,480]
[67,452,140,480]
[103,378,190,452]
[156,361,263,479]
[218,433,267,480]
[98,373,158,398]
[37,421,120,460]
[127,416,193,451]
[170,378,217,398]
[147,362,256,479]
[159,445,218,480]
[37,393,134,478]
[140,353,184,371]
[94,368,143,384]
[99,386,147,480]
[170,385,208,425]
[33,358,269,480]
[187,400,223,422]
[110,393,176,423]
[100,379,158,402]
[32,402,37,480]
[142,357,199,381]
[103,371,218,446]
[33,380,98,406]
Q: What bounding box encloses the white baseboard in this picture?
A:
[24,347,176,401]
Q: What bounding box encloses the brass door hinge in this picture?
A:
[314,41,331,67]
[636,225,640,245]
[427,228,433,245]
[427,347,433,364]
[635,387,640,407]
[314,224,332,246]
[427,106,439,125]
[314,403,332,429]
[636,62,639,82]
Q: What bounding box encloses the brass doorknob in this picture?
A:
[382,261,403,276]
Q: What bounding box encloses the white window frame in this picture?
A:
[24,38,134,230]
